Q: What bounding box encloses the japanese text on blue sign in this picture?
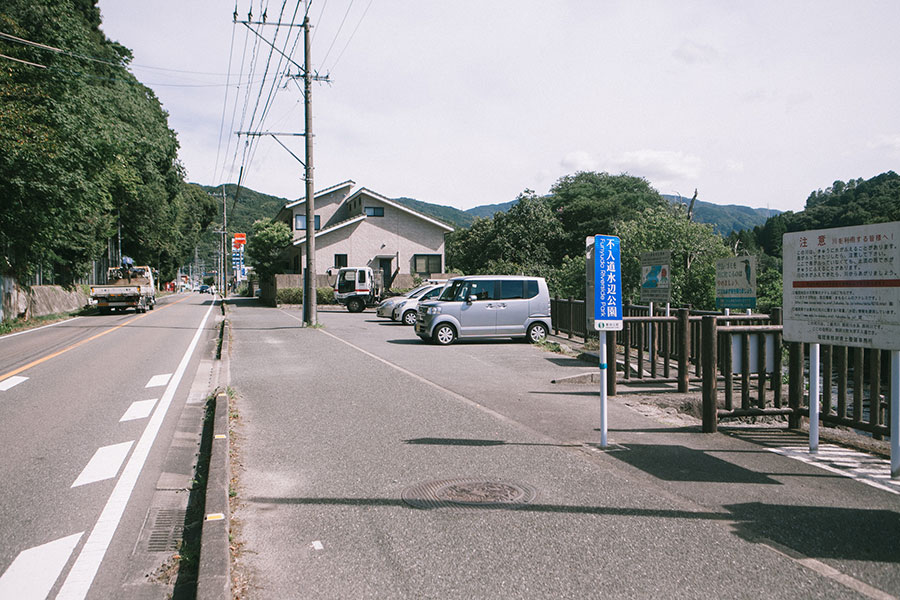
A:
[594,235,623,330]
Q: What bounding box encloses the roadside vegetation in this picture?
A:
[446,170,900,311]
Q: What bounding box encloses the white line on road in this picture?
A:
[0,316,82,340]
[57,300,215,600]
[0,376,28,391]
[0,532,83,600]
[119,399,158,422]
[71,441,134,488]
[145,373,172,388]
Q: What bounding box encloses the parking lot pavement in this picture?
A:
[224,304,900,599]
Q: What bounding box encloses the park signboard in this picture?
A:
[783,222,900,350]
[586,235,623,331]
[715,256,757,310]
[640,250,671,303]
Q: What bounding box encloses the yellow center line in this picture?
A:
[0,295,195,383]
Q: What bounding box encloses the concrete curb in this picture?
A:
[197,309,231,600]
[197,391,230,600]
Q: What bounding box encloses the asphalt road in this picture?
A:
[229,303,899,599]
[0,292,220,599]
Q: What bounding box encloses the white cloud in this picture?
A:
[869,134,900,155]
[560,151,599,173]
[614,150,703,186]
[672,40,720,65]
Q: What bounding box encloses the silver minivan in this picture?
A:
[415,275,551,345]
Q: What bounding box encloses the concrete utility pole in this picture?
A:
[302,15,316,326]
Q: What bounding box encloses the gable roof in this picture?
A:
[292,214,367,246]
[348,187,455,232]
[282,180,356,210]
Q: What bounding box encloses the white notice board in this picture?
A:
[783,222,900,349]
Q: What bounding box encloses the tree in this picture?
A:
[246,219,291,283]
[616,203,731,309]
[547,171,667,262]
[0,0,215,286]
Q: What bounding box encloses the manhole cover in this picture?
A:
[402,479,537,510]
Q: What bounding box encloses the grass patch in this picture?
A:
[0,307,91,336]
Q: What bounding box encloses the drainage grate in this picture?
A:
[402,479,537,510]
[146,508,186,552]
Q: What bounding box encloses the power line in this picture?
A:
[328,0,374,72]
[319,0,355,67]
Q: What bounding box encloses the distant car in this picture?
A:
[392,284,446,325]
[199,285,210,294]
[375,281,446,319]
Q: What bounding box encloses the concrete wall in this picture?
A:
[1,278,88,322]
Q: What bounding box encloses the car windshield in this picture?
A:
[409,285,433,298]
[439,280,468,301]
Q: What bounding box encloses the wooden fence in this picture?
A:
[550,298,893,439]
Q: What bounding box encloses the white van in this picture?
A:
[414,275,551,345]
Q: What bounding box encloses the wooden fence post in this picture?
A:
[788,342,804,429]
[702,315,718,433]
[678,308,690,393]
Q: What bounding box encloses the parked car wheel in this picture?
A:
[402,310,417,326]
[527,322,548,343]
[433,323,456,345]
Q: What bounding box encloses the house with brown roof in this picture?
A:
[274,181,455,290]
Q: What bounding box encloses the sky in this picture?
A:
[96,1,900,214]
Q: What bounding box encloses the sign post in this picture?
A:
[783,222,900,474]
[587,235,623,448]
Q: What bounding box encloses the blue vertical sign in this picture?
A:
[594,235,623,331]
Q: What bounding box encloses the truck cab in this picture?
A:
[333,267,384,312]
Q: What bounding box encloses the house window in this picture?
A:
[334,254,348,268]
[295,215,320,230]
[364,206,384,217]
[413,254,442,276]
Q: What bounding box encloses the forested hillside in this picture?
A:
[0,0,217,285]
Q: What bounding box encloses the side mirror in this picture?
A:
[467,295,476,304]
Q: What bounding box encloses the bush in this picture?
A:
[276,287,303,304]
[275,286,337,305]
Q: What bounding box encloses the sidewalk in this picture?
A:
[222,301,900,599]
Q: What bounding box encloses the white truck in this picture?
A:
[333,267,384,313]
[91,262,156,314]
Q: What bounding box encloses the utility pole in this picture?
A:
[302,15,316,326]
[222,186,228,298]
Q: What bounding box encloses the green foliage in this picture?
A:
[275,286,336,305]
[276,287,303,304]
[245,219,291,282]
[0,0,216,284]
[548,171,667,262]
[615,203,731,309]
[447,191,563,276]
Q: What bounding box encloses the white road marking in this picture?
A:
[145,373,172,388]
[311,540,324,551]
[769,444,900,495]
[119,399,158,422]
[0,532,83,600]
[57,300,216,600]
[0,376,28,391]
[71,441,134,488]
